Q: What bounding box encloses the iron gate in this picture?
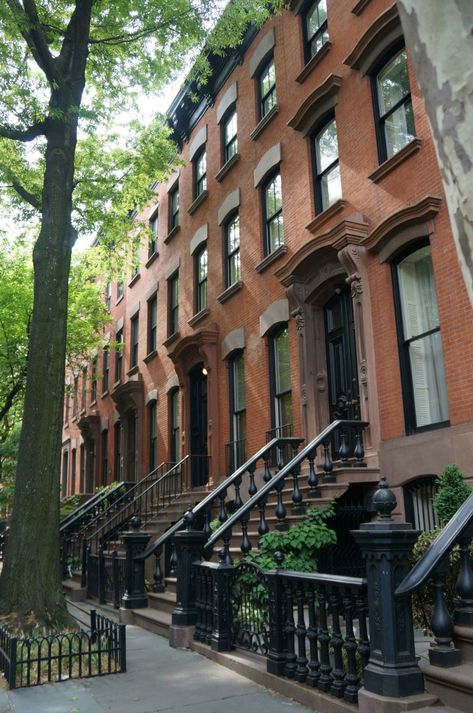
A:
[231,560,270,655]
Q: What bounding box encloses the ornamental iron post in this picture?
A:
[266,551,288,675]
[121,515,150,610]
[211,549,235,652]
[353,476,424,698]
[172,511,207,626]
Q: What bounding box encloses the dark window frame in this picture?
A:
[391,238,449,435]
[228,350,247,470]
[222,107,238,164]
[168,182,179,231]
[73,375,79,417]
[169,388,180,463]
[130,313,139,368]
[168,271,179,336]
[371,41,415,164]
[262,169,284,256]
[311,111,341,214]
[102,346,110,393]
[81,366,87,412]
[302,0,329,63]
[268,324,292,434]
[149,400,157,472]
[258,55,277,120]
[224,212,241,288]
[193,146,207,199]
[149,208,159,257]
[114,421,121,481]
[101,429,108,486]
[115,328,123,383]
[195,244,208,313]
[91,357,97,403]
[147,293,157,353]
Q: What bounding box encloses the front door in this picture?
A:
[324,287,360,422]
[189,364,208,486]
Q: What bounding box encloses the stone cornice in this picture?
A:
[287,74,342,135]
[364,196,442,251]
[344,4,400,73]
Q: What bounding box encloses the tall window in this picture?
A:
[117,279,124,301]
[263,172,284,255]
[64,385,70,423]
[169,183,179,231]
[91,357,97,403]
[393,243,449,432]
[101,430,108,486]
[170,389,180,463]
[105,282,112,311]
[229,351,246,471]
[149,209,158,257]
[374,47,415,162]
[223,109,238,163]
[114,421,121,481]
[130,313,139,368]
[131,242,141,278]
[81,366,87,412]
[147,294,157,353]
[196,245,208,313]
[303,0,329,61]
[194,148,207,198]
[225,214,241,287]
[270,326,292,435]
[149,401,157,472]
[115,329,123,383]
[73,374,79,416]
[314,117,341,212]
[259,57,277,119]
[102,346,109,392]
[168,271,179,336]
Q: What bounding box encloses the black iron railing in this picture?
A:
[87,549,127,608]
[0,610,126,689]
[265,424,293,468]
[205,420,368,563]
[135,437,303,592]
[60,482,128,535]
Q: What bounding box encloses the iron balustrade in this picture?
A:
[204,420,368,564]
[135,437,303,593]
[396,490,473,667]
[265,423,293,469]
[87,549,126,608]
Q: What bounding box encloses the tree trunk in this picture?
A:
[397,1,473,305]
[0,0,93,631]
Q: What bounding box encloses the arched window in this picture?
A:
[392,242,449,432]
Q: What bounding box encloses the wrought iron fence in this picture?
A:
[231,560,269,655]
[0,609,125,689]
[87,550,126,607]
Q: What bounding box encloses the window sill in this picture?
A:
[250,105,279,142]
[296,42,332,84]
[256,244,288,273]
[100,390,109,399]
[164,224,180,244]
[113,380,121,391]
[145,252,159,269]
[127,365,139,377]
[305,199,346,234]
[128,273,141,288]
[90,399,97,408]
[217,281,243,304]
[71,415,78,423]
[163,331,180,348]
[406,419,451,437]
[188,307,210,327]
[369,139,422,183]
[352,0,372,15]
[215,154,240,183]
[187,190,208,216]
[143,350,158,364]
[115,294,124,306]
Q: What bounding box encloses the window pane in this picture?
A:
[409,331,449,427]
[225,112,237,145]
[228,216,240,252]
[229,251,241,284]
[384,100,415,158]
[377,50,410,116]
[274,328,290,394]
[261,60,276,97]
[233,353,246,412]
[198,249,208,281]
[397,246,440,339]
[321,164,341,208]
[316,119,339,172]
[278,391,293,430]
[265,174,282,218]
[268,215,284,252]
[196,151,206,179]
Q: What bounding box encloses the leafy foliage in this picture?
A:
[245,504,337,572]
[433,464,472,525]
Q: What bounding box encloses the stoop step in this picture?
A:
[420,660,473,713]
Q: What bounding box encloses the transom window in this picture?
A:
[314,117,341,212]
[169,183,179,231]
[168,272,179,336]
[196,245,208,313]
[304,0,329,61]
[263,172,284,255]
[270,326,292,436]
[225,214,241,287]
[259,57,277,119]
[223,109,238,163]
[374,48,415,162]
[194,148,207,198]
[393,243,449,432]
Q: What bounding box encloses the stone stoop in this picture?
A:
[420,660,473,713]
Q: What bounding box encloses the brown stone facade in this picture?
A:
[62,0,473,520]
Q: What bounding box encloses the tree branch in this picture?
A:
[0,165,41,210]
[88,10,194,47]
[0,121,47,143]
[5,0,59,85]
[0,374,26,423]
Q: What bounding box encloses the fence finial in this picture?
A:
[372,475,396,520]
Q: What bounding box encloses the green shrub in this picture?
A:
[433,463,472,524]
[59,494,82,520]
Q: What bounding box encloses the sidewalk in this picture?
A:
[0,605,318,713]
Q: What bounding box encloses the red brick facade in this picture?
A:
[62,0,473,521]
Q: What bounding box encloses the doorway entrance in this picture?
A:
[189,363,208,486]
[324,287,360,422]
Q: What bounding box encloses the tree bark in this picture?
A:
[397,1,473,305]
[0,0,93,632]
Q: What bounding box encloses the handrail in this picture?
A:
[204,419,368,554]
[59,481,128,535]
[87,456,189,544]
[136,436,303,561]
[396,491,473,596]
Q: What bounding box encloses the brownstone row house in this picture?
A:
[62,0,473,533]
